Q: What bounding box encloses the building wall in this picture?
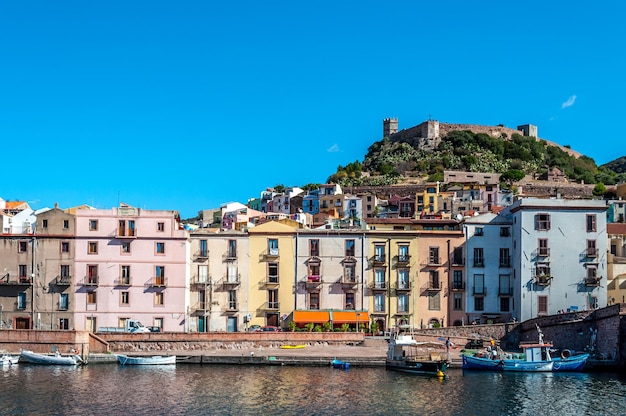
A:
[74,206,189,332]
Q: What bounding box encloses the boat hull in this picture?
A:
[117,354,176,365]
[330,359,349,369]
[462,354,503,371]
[20,350,80,366]
[552,353,589,371]
[386,359,447,376]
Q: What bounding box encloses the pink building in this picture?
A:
[74,204,189,332]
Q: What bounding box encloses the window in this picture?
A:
[87,291,97,304]
[538,239,549,256]
[309,239,320,257]
[500,297,510,312]
[374,244,386,262]
[121,291,129,305]
[268,262,279,283]
[121,242,131,254]
[156,242,165,254]
[61,241,70,253]
[121,265,131,284]
[474,296,484,311]
[535,213,550,230]
[344,263,356,282]
[398,294,409,313]
[398,245,409,263]
[63,220,69,229]
[198,240,208,257]
[87,265,98,284]
[228,290,237,310]
[453,270,464,290]
[268,239,278,255]
[309,292,319,310]
[397,269,409,289]
[42,219,48,229]
[452,247,464,265]
[18,264,28,279]
[17,292,27,309]
[155,266,165,285]
[154,318,163,329]
[19,241,28,252]
[453,293,463,311]
[157,222,165,232]
[268,289,279,309]
[345,240,355,257]
[59,318,69,330]
[589,296,599,310]
[374,293,385,312]
[586,214,597,232]
[345,292,355,310]
[429,270,440,289]
[155,292,164,306]
[428,292,440,310]
[89,219,98,231]
[60,265,70,278]
[88,241,98,254]
[538,296,548,314]
[473,248,484,267]
[500,227,510,237]
[586,240,597,257]
[428,247,440,264]
[473,274,485,295]
[228,240,237,258]
[475,227,484,236]
[499,248,511,267]
[499,274,512,296]
[374,269,386,289]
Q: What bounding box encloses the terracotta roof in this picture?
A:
[608,223,626,235]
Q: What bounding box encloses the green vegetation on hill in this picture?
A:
[327,129,626,187]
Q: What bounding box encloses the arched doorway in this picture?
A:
[375,319,385,335]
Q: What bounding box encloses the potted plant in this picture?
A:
[341,323,350,332]
[288,321,297,332]
[304,322,314,332]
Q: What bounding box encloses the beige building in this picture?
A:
[608,223,626,305]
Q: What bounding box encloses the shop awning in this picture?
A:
[331,311,370,324]
[293,310,330,323]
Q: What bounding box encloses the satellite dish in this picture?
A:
[456,214,463,221]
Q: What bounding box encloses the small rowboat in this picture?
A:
[117,354,176,365]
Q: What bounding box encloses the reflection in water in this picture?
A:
[0,365,624,415]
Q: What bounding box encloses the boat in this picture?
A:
[330,358,349,369]
[1,355,19,366]
[20,350,83,366]
[462,324,589,372]
[117,354,176,365]
[386,334,448,377]
[279,345,306,349]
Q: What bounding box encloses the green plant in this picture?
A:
[322,322,332,332]
[313,324,323,332]
[288,321,297,332]
[304,323,314,332]
[340,323,350,332]
[370,321,379,334]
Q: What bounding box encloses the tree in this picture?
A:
[593,182,606,196]
[500,169,525,185]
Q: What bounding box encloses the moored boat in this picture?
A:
[20,350,83,366]
[117,354,176,365]
[330,358,349,369]
[386,334,448,377]
[1,355,19,366]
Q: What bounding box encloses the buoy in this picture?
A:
[561,349,571,359]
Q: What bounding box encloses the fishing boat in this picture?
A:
[462,324,589,372]
[1,355,19,366]
[117,354,176,365]
[330,358,349,369]
[386,334,448,377]
[20,350,83,366]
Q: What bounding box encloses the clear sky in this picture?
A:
[1,1,624,219]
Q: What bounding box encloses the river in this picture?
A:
[1,364,624,415]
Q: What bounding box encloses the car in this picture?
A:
[248,325,262,332]
[146,326,162,333]
[261,326,281,332]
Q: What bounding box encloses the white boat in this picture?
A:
[20,350,83,366]
[386,334,448,377]
[117,354,176,365]
[1,355,19,366]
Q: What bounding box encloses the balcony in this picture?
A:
[427,257,441,266]
[473,260,485,267]
[82,276,99,287]
[451,257,465,266]
[451,282,466,291]
[584,276,601,287]
[369,281,387,291]
[261,301,280,311]
[421,281,442,292]
[586,248,599,258]
[537,247,550,257]
[190,276,210,288]
[499,287,514,296]
[264,248,280,260]
[226,302,238,312]
[341,275,358,287]
[262,277,280,287]
[395,254,411,267]
[499,259,511,268]
[192,302,209,312]
[222,275,241,287]
[304,275,322,288]
[115,228,137,239]
[146,277,167,288]
[371,255,386,266]
[194,250,209,261]
[473,287,487,296]
[0,274,33,286]
[535,275,552,286]
[55,275,72,286]
[223,252,237,262]
[394,281,411,292]
[114,276,132,286]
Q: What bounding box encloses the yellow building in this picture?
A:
[247,221,298,328]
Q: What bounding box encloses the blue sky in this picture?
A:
[1,1,624,218]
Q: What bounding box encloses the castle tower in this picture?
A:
[517,124,538,138]
[383,118,398,138]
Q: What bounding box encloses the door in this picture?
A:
[15,317,30,329]
[198,316,205,333]
[266,313,279,327]
[227,316,237,332]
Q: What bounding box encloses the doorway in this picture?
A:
[266,313,279,327]
[15,317,30,329]
[227,316,237,332]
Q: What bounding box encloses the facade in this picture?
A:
[607,223,626,305]
[607,200,626,223]
[0,230,35,329]
[507,198,608,321]
[74,205,189,332]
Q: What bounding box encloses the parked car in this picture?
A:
[261,326,281,332]
[146,326,162,333]
[248,325,262,332]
